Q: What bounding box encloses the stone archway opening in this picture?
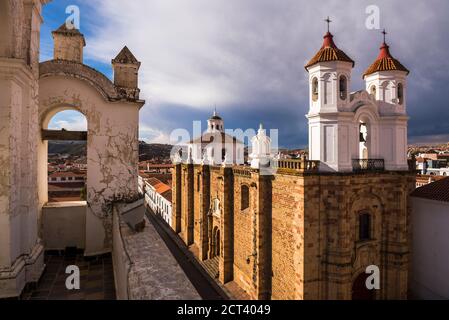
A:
[215,229,220,257]
[359,120,369,160]
[211,226,221,258]
[352,272,375,300]
[45,110,88,203]
[39,107,89,252]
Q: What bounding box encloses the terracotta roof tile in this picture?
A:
[363,43,409,77]
[305,32,354,70]
[161,190,172,202]
[411,177,449,203]
[146,177,172,195]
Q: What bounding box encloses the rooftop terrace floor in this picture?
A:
[21,251,116,300]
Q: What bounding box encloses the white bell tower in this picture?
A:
[362,30,410,170]
[305,18,355,172]
[364,30,409,115]
[305,24,410,173]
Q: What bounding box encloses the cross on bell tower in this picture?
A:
[324,16,332,32]
[382,28,387,43]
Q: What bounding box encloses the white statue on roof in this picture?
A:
[250,123,272,169]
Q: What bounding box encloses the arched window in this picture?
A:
[370,85,376,97]
[397,83,404,105]
[211,198,221,217]
[46,110,87,203]
[359,122,369,160]
[339,75,347,100]
[359,213,371,241]
[241,185,250,211]
[312,77,318,102]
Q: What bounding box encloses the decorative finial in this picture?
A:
[324,16,332,33]
[213,104,217,116]
[382,29,387,44]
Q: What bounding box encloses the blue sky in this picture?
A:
[43,0,449,148]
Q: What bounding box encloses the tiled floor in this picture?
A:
[21,251,116,300]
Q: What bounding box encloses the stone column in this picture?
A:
[0,0,46,298]
[254,173,272,299]
[219,167,233,284]
[181,164,194,245]
[198,165,210,260]
[171,164,182,233]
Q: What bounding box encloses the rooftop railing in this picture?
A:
[352,159,385,172]
[275,159,320,173]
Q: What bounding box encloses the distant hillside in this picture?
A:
[48,141,86,156]
[139,141,173,161]
[48,140,174,161]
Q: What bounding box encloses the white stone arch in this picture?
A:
[38,105,88,206]
[353,104,380,159]
[380,80,395,103]
[322,72,332,105]
[337,71,350,102]
[38,67,143,256]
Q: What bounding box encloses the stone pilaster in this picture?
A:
[254,173,272,300]
[181,164,194,245]
[198,165,210,260]
[0,0,47,298]
[171,164,182,233]
[219,167,233,284]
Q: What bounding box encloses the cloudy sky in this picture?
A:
[42,0,449,148]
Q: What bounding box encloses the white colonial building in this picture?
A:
[305,30,409,172]
[184,111,245,166]
[142,177,172,226]
[410,177,449,299]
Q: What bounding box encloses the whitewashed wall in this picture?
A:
[411,197,449,299]
[144,181,172,226]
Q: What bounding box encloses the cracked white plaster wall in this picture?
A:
[39,74,141,254]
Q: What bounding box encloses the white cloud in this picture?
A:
[47,111,87,131]
[139,124,171,144]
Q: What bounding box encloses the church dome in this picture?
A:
[210,114,222,120]
[305,32,355,70]
[207,110,224,132]
[363,42,409,78]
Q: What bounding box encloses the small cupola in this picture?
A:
[52,23,86,63]
[112,46,141,89]
[207,110,224,132]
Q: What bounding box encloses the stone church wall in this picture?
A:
[172,165,414,300]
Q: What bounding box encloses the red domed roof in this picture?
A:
[305,32,355,70]
[363,42,409,78]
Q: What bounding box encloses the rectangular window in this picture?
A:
[359,213,371,241]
